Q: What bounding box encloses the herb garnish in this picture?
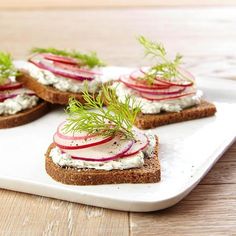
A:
[63,85,140,139]
[0,52,19,85]
[138,36,192,84]
[31,47,105,69]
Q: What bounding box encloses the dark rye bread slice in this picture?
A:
[45,137,160,185]
[135,100,216,129]
[0,101,49,129]
[16,73,98,105]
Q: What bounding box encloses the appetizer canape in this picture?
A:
[14,47,105,105]
[45,86,160,185]
[112,36,216,129]
[0,52,49,128]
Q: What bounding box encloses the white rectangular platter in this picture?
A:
[0,67,236,212]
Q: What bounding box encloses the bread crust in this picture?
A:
[135,101,217,129]
[45,137,160,185]
[16,73,98,105]
[0,101,50,128]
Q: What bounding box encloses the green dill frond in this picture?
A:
[0,52,19,84]
[63,85,141,139]
[30,47,105,68]
[138,36,192,84]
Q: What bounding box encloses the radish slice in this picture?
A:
[0,94,19,102]
[54,132,114,150]
[130,70,170,86]
[53,61,102,76]
[61,135,133,162]
[0,82,23,91]
[122,131,149,157]
[131,86,186,95]
[154,77,193,87]
[121,79,186,95]
[56,121,97,140]
[0,89,36,102]
[43,54,78,65]
[140,67,194,87]
[29,59,95,81]
[140,91,196,101]
[120,75,170,90]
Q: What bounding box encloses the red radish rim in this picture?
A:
[43,54,78,65]
[0,92,36,102]
[53,61,102,76]
[131,69,169,85]
[129,71,170,87]
[140,92,196,101]
[122,134,149,157]
[29,59,95,81]
[54,133,114,150]
[139,67,194,87]
[120,75,171,90]
[56,121,98,140]
[123,81,186,95]
[70,67,102,76]
[154,77,193,87]
[0,82,23,91]
[65,140,134,162]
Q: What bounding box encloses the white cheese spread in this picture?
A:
[50,134,156,171]
[14,61,101,93]
[113,82,203,114]
[0,94,39,115]
[50,146,144,171]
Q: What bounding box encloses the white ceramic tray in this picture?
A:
[0,67,236,212]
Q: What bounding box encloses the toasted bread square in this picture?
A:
[0,101,49,129]
[17,73,98,105]
[135,101,216,129]
[45,137,160,185]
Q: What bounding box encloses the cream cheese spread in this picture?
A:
[50,146,144,171]
[14,61,101,93]
[113,82,203,114]
[50,134,156,171]
[0,94,39,115]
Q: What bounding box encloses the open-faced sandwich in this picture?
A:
[0,52,49,128]
[45,86,160,185]
[14,47,105,105]
[112,36,216,129]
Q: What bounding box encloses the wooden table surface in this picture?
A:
[0,7,236,235]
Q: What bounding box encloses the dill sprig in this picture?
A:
[63,85,140,139]
[31,47,105,68]
[0,52,19,85]
[138,36,192,84]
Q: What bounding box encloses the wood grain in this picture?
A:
[0,7,236,235]
[0,0,236,9]
[0,190,129,235]
[1,8,236,61]
[130,199,236,235]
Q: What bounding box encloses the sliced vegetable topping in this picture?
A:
[56,121,98,140]
[43,54,78,65]
[0,88,36,102]
[61,135,134,162]
[29,59,95,81]
[137,36,194,85]
[31,47,105,68]
[0,82,23,91]
[63,86,141,140]
[0,51,36,103]
[28,48,104,82]
[53,130,114,150]
[121,131,149,157]
[118,36,197,102]
[53,86,149,162]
